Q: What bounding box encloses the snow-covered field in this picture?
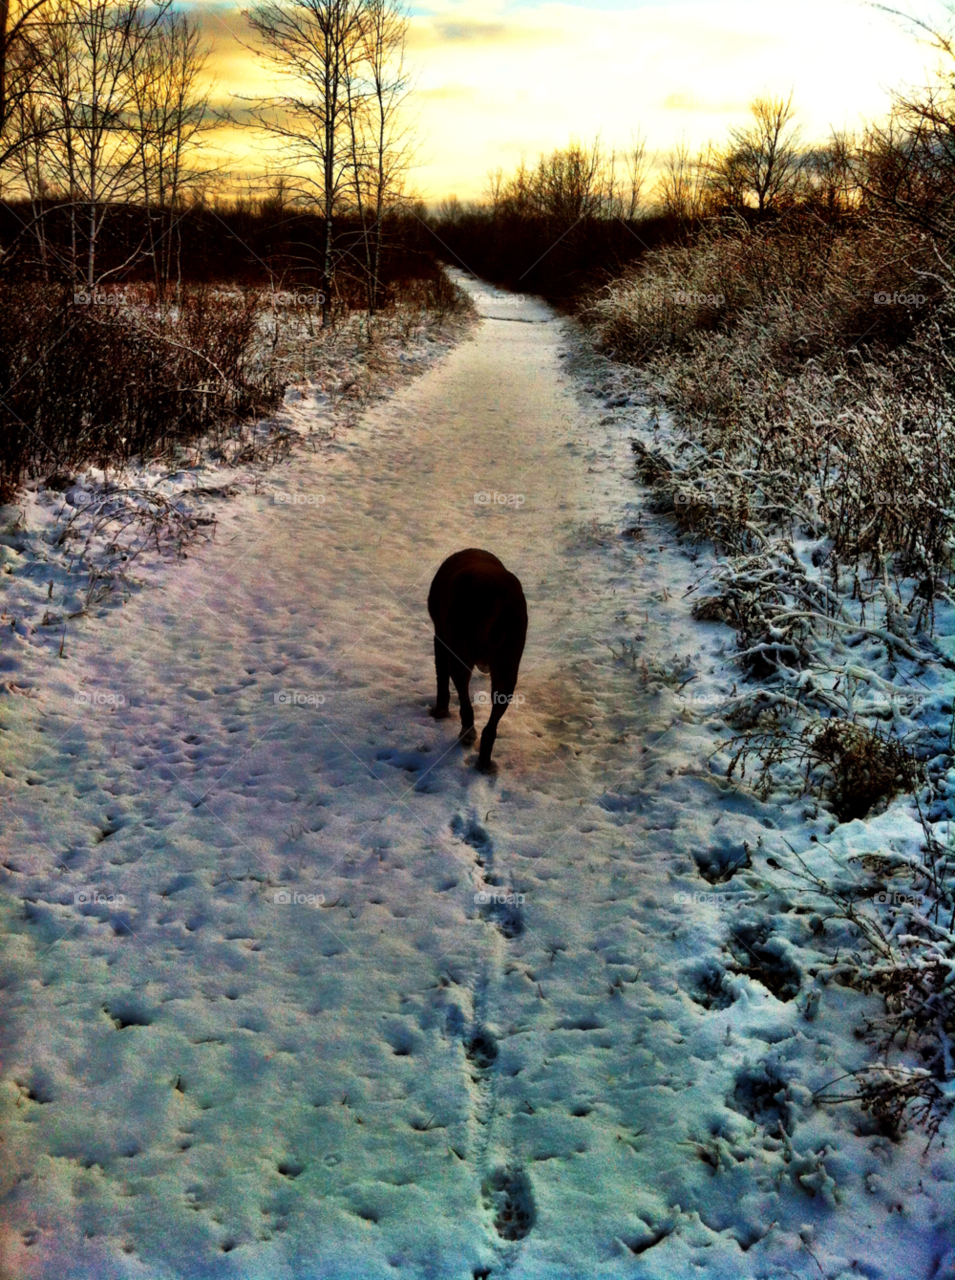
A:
[1,276,952,1279]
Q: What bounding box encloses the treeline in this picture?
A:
[0,195,444,307]
[428,89,952,311]
[431,138,674,304]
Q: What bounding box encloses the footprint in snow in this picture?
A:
[465,1027,499,1071]
[375,747,428,773]
[450,813,493,863]
[479,892,524,939]
[482,1166,535,1242]
[452,814,523,936]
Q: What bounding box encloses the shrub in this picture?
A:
[725,714,922,822]
[0,283,284,496]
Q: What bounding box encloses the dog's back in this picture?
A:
[427,548,527,667]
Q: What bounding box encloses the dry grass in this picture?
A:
[0,282,284,496]
[724,713,922,822]
[0,271,471,499]
[787,819,955,1141]
[596,209,955,1135]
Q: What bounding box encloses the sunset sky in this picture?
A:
[193,0,946,203]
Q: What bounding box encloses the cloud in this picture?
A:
[182,0,937,200]
[663,92,749,114]
[418,84,480,102]
[407,18,562,49]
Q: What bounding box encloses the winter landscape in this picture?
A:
[1,0,955,1277]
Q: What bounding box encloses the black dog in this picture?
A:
[427,549,527,770]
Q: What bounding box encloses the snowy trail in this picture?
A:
[2,279,952,1280]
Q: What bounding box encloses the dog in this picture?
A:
[427,549,527,770]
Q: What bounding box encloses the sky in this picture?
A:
[192,0,946,203]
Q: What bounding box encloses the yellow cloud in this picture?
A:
[418,84,480,102]
[407,18,563,49]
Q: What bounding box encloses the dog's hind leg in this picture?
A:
[431,636,452,719]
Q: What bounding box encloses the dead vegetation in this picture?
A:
[784,819,955,1140]
[587,77,955,1134]
[724,715,923,822]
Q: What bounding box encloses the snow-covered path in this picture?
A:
[2,279,952,1280]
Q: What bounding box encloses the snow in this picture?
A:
[1,274,953,1279]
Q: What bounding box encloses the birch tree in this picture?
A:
[247,0,366,324]
[344,0,410,312]
[32,0,173,286]
[129,9,209,302]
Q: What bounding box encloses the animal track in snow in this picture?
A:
[725,924,801,1002]
[450,813,493,863]
[731,1061,794,1136]
[481,1166,535,1242]
[465,1027,499,1072]
[685,959,738,1011]
[479,892,524,939]
[450,806,534,1254]
[451,812,524,939]
[375,747,428,773]
[692,840,752,884]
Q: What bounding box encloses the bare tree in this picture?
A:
[31,0,173,285]
[0,0,51,168]
[129,9,210,303]
[532,139,604,223]
[484,165,503,213]
[802,130,858,219]
[655,137,708,225]
[727,92,803,215]
[622,128,649,221]
[859,10,955,248]
[343,0,411,312]
[700,140,749,213]
[247,0,367,324]
[7,76,55,272]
